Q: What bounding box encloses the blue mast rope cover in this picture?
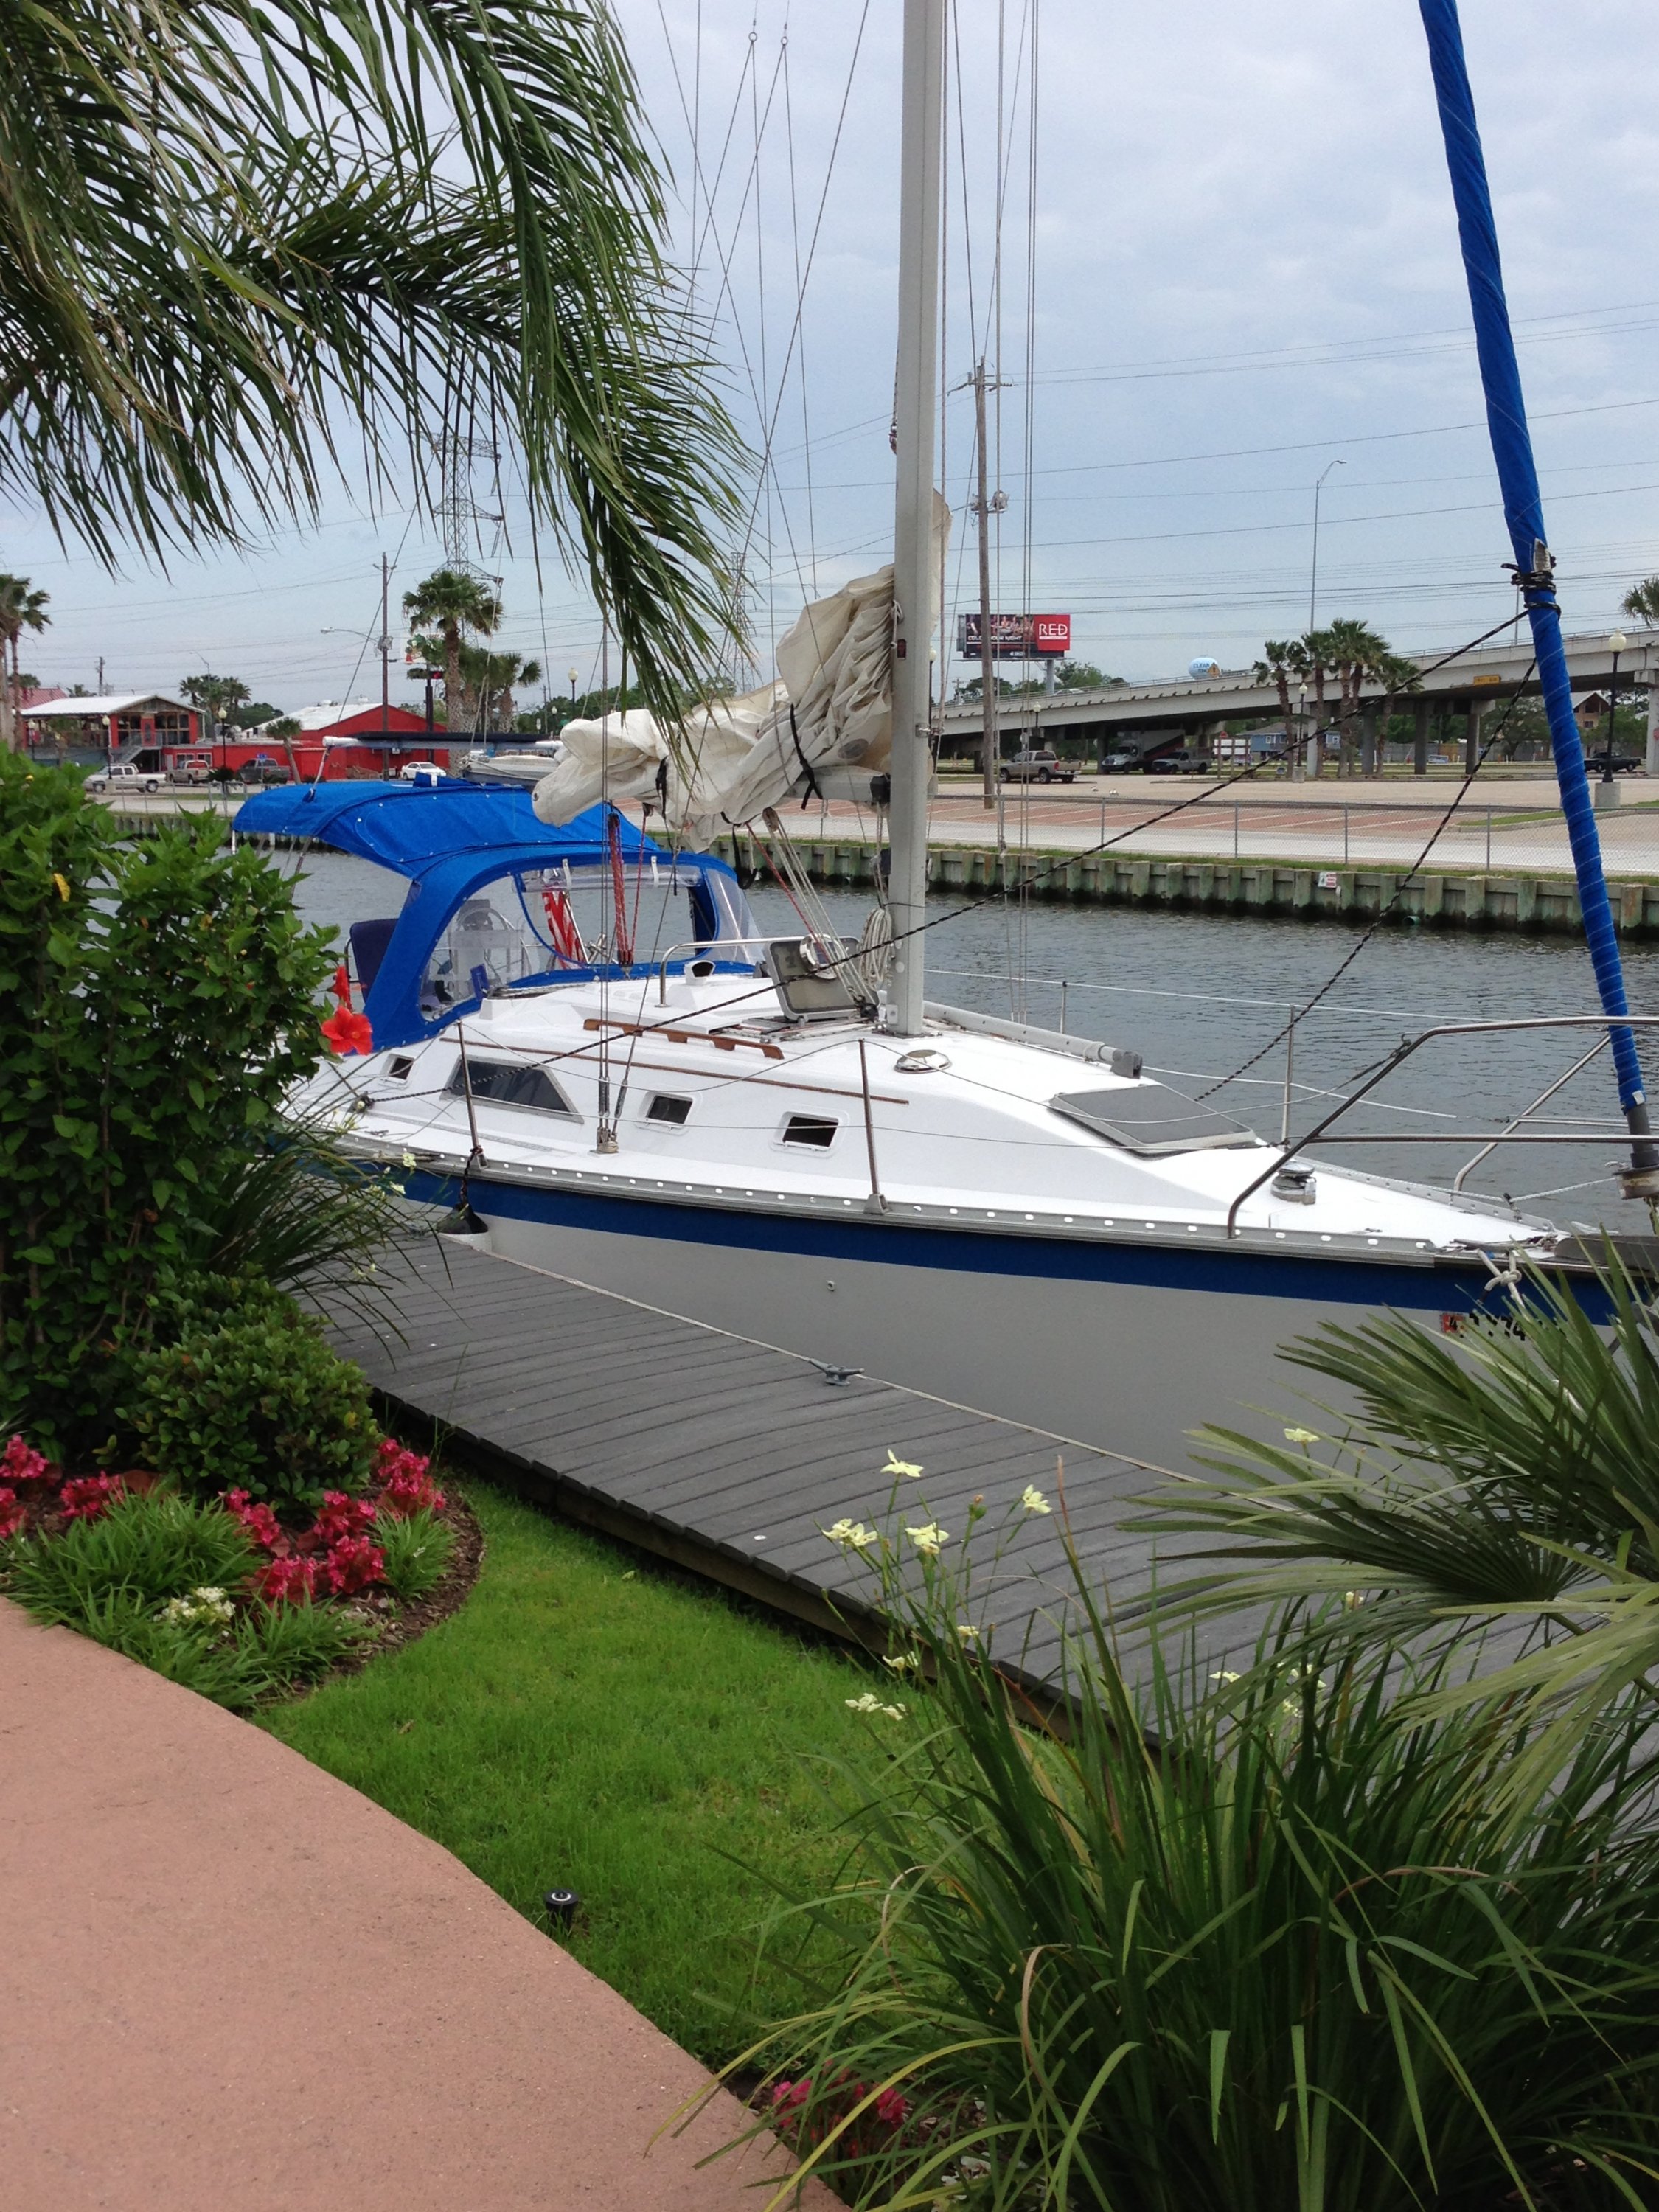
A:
[1418,0,1653,1144]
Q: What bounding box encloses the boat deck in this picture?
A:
[329,1237,1172,1688]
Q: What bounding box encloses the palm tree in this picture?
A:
[0,574,50,751]
[1,1,744,706]
[1323,618,1394,775]
[178,673,251,744]
[1251,639,1308,750]
[1147,1252,1659,1795]
[455,648,543,731]
[1622,577,1659,627]
[1300,627,1337,773]
[401,573,501,734]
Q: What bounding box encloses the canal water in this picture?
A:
[286,849,1659,1234]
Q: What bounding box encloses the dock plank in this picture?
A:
[328,1239,1176,1685]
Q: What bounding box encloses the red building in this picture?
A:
[238,700,449,781]
[24,692,202,760]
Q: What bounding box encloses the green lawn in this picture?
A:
[261,1481,871,2062]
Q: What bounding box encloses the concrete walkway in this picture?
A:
[0,1600,830,2211]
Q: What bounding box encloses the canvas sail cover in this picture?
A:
[529,495,951,838]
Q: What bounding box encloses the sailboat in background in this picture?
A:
[250,0,1656,1472]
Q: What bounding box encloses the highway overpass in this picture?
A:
[939,625,1659,771]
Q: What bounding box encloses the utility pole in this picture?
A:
[96,655,105,694]
[971,358,1007,810]
[378,554,392,752]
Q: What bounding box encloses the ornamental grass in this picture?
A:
[718,1485,1659,2211]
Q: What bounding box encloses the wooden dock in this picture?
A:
[330,1237,1171,1688]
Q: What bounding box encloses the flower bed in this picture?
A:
[0,1430,475,1711]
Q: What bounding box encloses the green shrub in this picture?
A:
[132,1298,380,1509]
[372,1506,455,1601]
[4,1491,257,1615]
[114,1598,368,1711]
[0,754,336,1457]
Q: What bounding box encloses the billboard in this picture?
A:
[956,611,1071,660]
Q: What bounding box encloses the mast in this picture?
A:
[973,360,999,810]
[1418,0,1659,1195]
[887,0,945,1036]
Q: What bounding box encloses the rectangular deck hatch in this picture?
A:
[1049,1085,1254,1156]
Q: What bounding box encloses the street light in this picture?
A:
[1309,459,1345,633]
[1604,630,1629,785]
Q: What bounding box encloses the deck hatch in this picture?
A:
[1049,1085,1255,1155]
[781,1113,838,1150]
[449,1058,577,1118]
[646,1093,693,1125]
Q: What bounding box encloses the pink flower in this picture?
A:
[312,1490,378,1545]
[59,1473,124,1522]
[323,1535,386,1596]
[0,1486,24,1540]
[222,1489,284,1552]
[2,1435,52,1486]
[375,1442,446,1518]
[255,1556,319,1606]
[770,2080,812,2112]
[873,2088,910,2129]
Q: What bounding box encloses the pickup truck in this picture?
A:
[998,748,1077,784]
[83,762,163,793]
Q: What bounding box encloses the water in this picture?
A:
[284,848,1659,1232]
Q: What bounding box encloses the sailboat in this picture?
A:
[246,0,1656,1470]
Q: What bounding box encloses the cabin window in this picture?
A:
[448,1058,577,1117]
[780,1113,838,1150]
[388,1056,414,1081]
[646,1094,692,1125]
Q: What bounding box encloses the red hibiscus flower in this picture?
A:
[321,1005,374,1056]
[0,1486,24,1540]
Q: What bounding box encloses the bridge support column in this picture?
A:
[1413,697,1430,776]
[1464,698,1485,779]
[1360,700,1380,776]
[1646,681,1659,779]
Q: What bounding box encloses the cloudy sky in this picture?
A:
[8,0,1659,712]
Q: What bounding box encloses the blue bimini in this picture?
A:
[234,778,759,1050]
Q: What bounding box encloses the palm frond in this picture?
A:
[0,1,747,703]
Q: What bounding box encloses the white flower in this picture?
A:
[1283,1426,1321,1445]
[956,1622,979,1641]
[400,1150,418,1169]
[846,1691,907,1719]
[1343,1589,1366,1611]
[157,1585,235,1630]
[882,1652,918,1674]
[825,1518,877,1552]
[905,1521,947,1557]
[1210,1669,1241,1685]
[884,1450,925,1479]
[1020,1485,1052,1516]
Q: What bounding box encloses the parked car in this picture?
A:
[83,762,163,793]
[1138,749,1212,774]
[999,748,1077,784]
[399,759,445,785]
[243,760,293,785]
[1098,748,1141,772]
[1588,752,1644,775]
[168,761,212,785]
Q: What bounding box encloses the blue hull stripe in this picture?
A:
[406,1168,1519,1315]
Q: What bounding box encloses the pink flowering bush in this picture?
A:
[312,1489,379,1547]
[254,1555,319,1606]
[0,1487,24,1540]
[321,1534,386,1597]
[223,1489,284,1552]
[375,1439,447,1518]
[3,1434,54,1487]
[58,1473,125,1522]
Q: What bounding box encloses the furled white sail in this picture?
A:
[529,496,950,836]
